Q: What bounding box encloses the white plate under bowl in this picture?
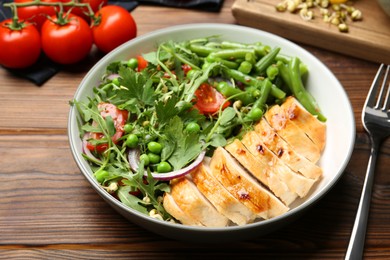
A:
[68,23,355,242]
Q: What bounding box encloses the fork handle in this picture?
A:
[345,141,379,260]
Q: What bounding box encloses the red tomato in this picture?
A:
[64,0,108,21]
[137,55,148,71]
[92,5,137,53]
[86,132,109,152]
[15,0,60,31]
[86,103,129,152]
[181,64,192,75]
[41,14,93,64]
[0,19,41,68]
[194,83,230,115]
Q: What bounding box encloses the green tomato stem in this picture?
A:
[3,0,96,27]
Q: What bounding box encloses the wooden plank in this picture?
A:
[232,0,390,64]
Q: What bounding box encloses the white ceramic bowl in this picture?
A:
[68,23,355,242]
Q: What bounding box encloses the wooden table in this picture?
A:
[1,0,389,258]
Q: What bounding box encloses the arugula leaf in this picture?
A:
[117,186,148,215]
[105,116,116,137]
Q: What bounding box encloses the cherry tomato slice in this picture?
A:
[87,103,129,152]
[181,64,192,75]
[193,83,230,115]
[137,55,148,71]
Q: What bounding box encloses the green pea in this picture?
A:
[186,122,201,134]
[147,141,163,154]
[139,153,150,166]
[186,69,197,79]
[238,61,252,74]
[157,161,172,173]
[246,107,263,121]
[127,58,138,69]
[123,123,133,133]
[94,170,109,183]
[148,153,161,164]
[126,134,139,148]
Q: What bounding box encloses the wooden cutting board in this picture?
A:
[232,0,390,64]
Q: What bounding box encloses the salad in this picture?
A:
[72,36,325,222]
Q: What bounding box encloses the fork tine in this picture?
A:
[382,65,390,111]
[365,64,386,108]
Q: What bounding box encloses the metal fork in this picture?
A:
[345,64,390,260]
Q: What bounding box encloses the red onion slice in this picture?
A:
[128,149,206,181]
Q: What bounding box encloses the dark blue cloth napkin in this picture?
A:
[0,0,223,86]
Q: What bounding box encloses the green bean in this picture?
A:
[216,81,255,105]
[245,53,256,65]
[244,78,273,121]
[208,49,256,60]
[224,68,286,99]
[221,41,270,57]
[288,57,326,122]
[266,64,279,80]
[255,47,281,74]
[189,44,218,57]
[205,56,239,69]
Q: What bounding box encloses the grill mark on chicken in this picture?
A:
[242,131,316,198]
[280,97,326,152]
[265,104,321,163]
[210,147,289,219]
[255,110,322,180]
[191,162,257,226]
[226,139,297,205]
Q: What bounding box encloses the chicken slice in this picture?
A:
[280,97,326,151]
[265,104,321,163]
[241,131,316,198]
[225,139,297,205]
[163,192,203,226]
[191,161,257,226]
[254,118,322,181]
[209,147,289,219]
[169,176,229,227]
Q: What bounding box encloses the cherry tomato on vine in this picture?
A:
[0,19,41,69]
[193,83,231,115]
[41,14,93,64]
[92,5,137,53]
[64,0,108,21]
[15,0,60,31]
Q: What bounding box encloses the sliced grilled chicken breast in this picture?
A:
[265,104,321,163]
[225,139,298,205]
[169,176,229,227]
[254,118,322,181]
[241,131,316,198]
[281,97,326,151]
[209,147,289,219]
[163,192,203,226]
[191,161,257,226]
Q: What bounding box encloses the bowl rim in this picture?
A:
[68,23,356,234]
